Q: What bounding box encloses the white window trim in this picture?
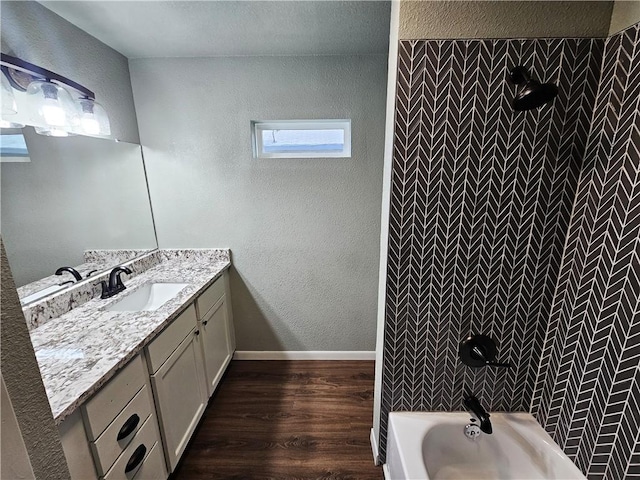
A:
[252,119,352,159]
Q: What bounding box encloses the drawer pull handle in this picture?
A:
[203,320,208,326]
[195,330,200,336]
[124,444,147,473]
[117,414,140,441]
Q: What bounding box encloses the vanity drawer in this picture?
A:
[147,304,197,373]
[102,414,161,480]
[196,276,225,319]
[132,442,167,480]
[91,385,153,476]
[83,355,147,440]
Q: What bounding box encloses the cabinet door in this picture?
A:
[200,296,233,397]
[150,328,207,472]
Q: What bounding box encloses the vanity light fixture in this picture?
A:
[0,53,111,137]
[77,96,111,136]
[1,72,17,115]
[26,79,77,130]
[34,126,71,137]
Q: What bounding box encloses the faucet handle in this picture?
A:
[459,334,511,369]
[98,280,110,299]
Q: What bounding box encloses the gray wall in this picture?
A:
[0,1,139,143]
[399,1,613,39]
[0,241,70,479]
[609,0,640,34]
[1,132,156,287]
[131,55,386,351]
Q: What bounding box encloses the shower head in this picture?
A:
[508,66,558,111]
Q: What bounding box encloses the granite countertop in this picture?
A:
[29,252,231,425]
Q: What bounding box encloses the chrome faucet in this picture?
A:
[463,393,492,434]
[100,266,132,299]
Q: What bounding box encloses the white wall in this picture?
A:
[130,55,387,351]
[399,1,613,40]
[373,1,400,462]
[0,1,139,143]
[609,0,640,35]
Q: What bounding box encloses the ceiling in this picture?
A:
[40,1,391,58]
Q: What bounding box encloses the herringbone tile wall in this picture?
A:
[380,37,603,460]
[532,22,640,479]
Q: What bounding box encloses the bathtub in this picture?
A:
[384,412,585,480]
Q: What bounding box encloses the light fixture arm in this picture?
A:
[0,53,95,99]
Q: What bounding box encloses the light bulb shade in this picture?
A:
[1,72,17,115]
[77,97,111,136]
[26,79,77,128]
[35,126,70,137]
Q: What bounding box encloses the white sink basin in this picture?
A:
[105,283,189,312]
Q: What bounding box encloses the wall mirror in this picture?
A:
[0,126,157,304]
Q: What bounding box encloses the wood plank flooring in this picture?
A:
[171,360,383,480]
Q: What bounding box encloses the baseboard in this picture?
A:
[233,351,376,360]
[382,464,391,480]
[370,427,380,465]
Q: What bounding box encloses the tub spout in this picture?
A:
[463,393,492,434]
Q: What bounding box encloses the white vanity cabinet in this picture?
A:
[196,272,235,397]
[146,304,208,471]
[145,271,235,472]
[58,354,167,480]
[58,271,234,478]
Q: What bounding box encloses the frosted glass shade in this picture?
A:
[35,126,70,137]
[77,97,111,136]
[1,73,17,115]
[26,80,76,129]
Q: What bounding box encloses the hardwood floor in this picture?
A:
[171,360,383,480]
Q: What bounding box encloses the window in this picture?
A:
[252,120,351,158]
[0,132,30,162]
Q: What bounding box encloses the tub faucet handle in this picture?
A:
[459,334,511,369]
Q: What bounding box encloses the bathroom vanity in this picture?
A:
[29,249,235,479]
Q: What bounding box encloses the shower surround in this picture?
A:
[380,22,640,479]
[533,22,640,479]
[379,37,603,460]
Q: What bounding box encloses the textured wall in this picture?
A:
[0,241,70,479]
[533,22,640,480]
[40,1,390,58]
[1,133,156,286]
[399,1,613,40]
[1,375,35,479]
[378,37,603,460]
[0,1,139,143]
[130,55,386,351]
[609,0,640,35]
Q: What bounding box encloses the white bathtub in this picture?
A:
[385,412,585,480]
